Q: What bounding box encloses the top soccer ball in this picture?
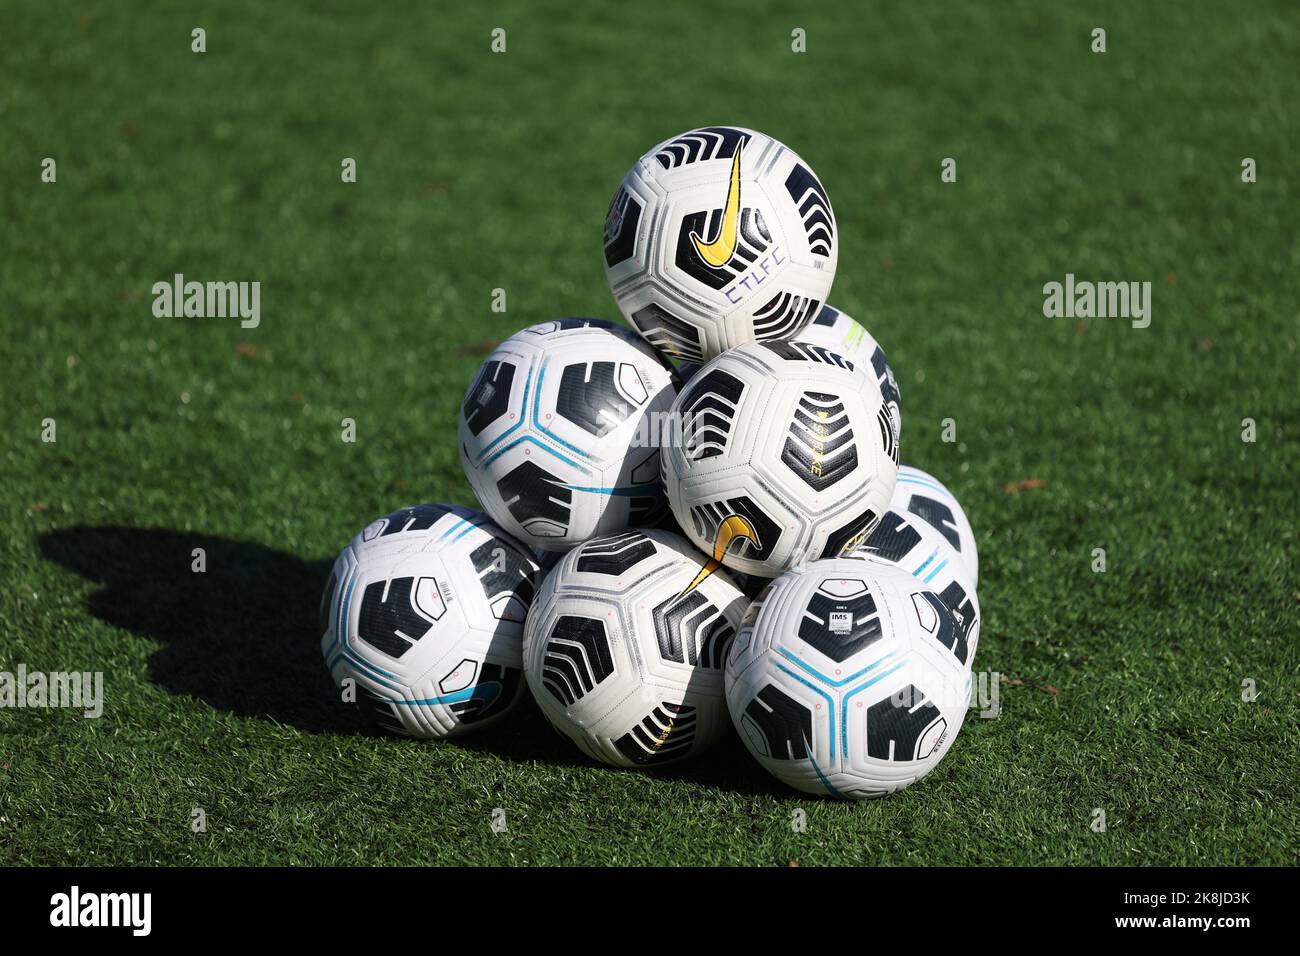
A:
[604,126,838,362]
[459,318,677,551]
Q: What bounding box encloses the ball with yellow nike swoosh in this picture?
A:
[522,528,749,768]
[604,126,838,362]
[663,340,899,577]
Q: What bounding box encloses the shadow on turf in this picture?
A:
[38,526,792,794]
[460,694,790,797]
[39,526,368,735]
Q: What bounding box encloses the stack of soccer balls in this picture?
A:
[319,127,982,799]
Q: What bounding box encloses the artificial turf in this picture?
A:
[1,0,1297,866]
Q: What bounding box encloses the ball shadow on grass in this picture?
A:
[38,525,368,735]
[450,694,792,797]
[37,525,789,794]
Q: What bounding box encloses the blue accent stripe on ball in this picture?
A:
[450,517,482,542]
[806,744,848,799]
[897,474,949,495]
[392,682,501,708]
[776,662,837,763]
[334,574,404,687]
[483,434,582,470]
[840,661,908,758]
[531,363,595,462]
[779,648,899,689]
[558,482,662,496]
[340,652,404,693]
[922,559,948,584]
[476,363,533,459]
[439,516,470,540]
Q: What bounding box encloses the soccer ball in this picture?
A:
[890,465,978,584]
[604,126,838,362]
[320,504,541,738]
[459,318,678,551]
[853,507,980,667]
[522,528,748,767]
[795,304,901,438]
[662,341,899,577]
[725,557,971,799]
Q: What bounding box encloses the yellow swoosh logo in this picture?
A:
[690,144,743,268]
[681,514,758,595]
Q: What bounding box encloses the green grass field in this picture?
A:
[2,1,1297,866]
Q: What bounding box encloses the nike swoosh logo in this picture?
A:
[680,514,758,596]
[690,143,743,268]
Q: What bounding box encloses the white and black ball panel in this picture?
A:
[849,508,980,668]
[888,465,978,585]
